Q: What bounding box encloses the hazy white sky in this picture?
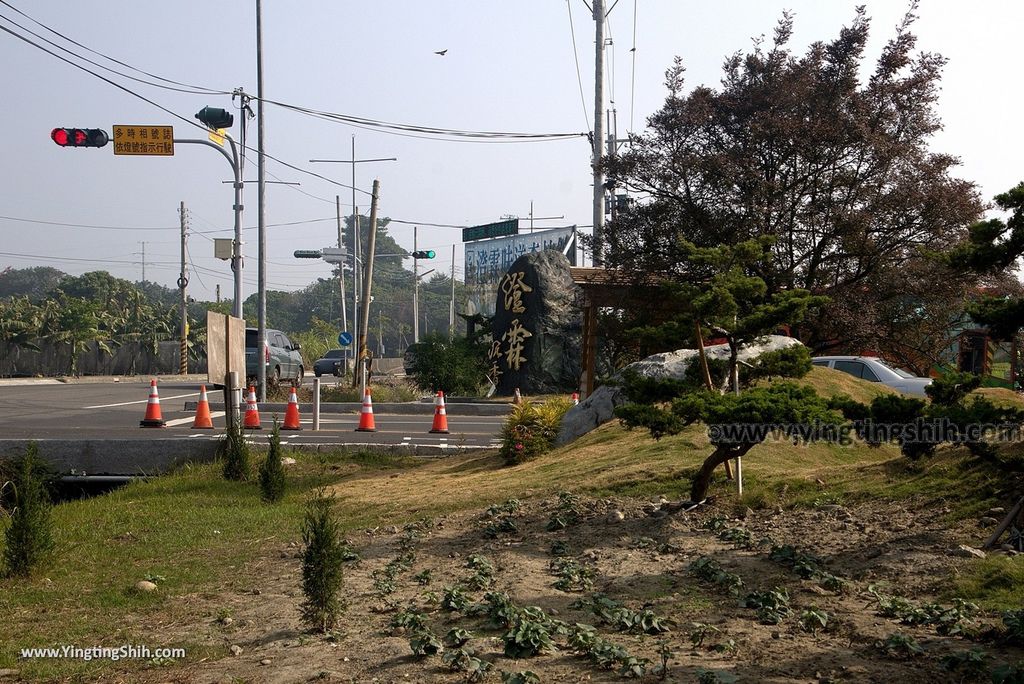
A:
[1,1,1020,302]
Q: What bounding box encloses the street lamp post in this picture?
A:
[175,134,244,318]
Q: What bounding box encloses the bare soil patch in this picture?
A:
[82,495,1024,684]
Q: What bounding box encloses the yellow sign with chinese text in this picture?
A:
[112,125,174,156]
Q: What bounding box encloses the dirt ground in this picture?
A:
[100,495,1023,683]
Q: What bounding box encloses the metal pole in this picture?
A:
[312,377,321,430]
[450,243,456,338]
[357,180,381,399]
[352,136,361,386]
[256,0,268,402]
[336,195,349,374]
[179,201,188,374]
[227,137,244,318]
[592,0,606,266]
[413,226,419,343]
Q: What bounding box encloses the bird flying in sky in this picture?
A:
[434,49,447,56]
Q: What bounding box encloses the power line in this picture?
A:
[566,0,592,132]
[258,96,586,143]
[0,3,229,96]
[0,215,177,231]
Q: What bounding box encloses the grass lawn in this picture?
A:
[2,366,1023,680]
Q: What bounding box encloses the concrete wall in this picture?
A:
[0,341,208,378]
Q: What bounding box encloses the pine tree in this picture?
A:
[258,420,287,503]
[3,443,55,578]
[300,489,345,632]
[220,420,251,481]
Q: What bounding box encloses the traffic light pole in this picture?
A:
[174,137,244,319]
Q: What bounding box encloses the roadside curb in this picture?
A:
[0,438,484,476]
[183,401,512,416]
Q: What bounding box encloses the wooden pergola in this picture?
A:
[570,267,670,397]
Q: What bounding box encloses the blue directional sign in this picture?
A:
[338,331,353,347]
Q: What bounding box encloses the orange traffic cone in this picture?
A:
[243,386,262,430]
[140,379,166,428]
[571,392,579,406]
[282,386,302,430]
[192,384,214,429]
[429,390,450,434]
[355,388,376,432]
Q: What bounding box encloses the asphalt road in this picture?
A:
[0,378,507,450]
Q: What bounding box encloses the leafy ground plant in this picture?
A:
[502,614,556,658]
[550,557,595,592]
[799,608,829,634]
[742,588,791,624]
[688,557,745,595]
[941,649,989,680]
[409,628,443,657]
[875,632,924,658]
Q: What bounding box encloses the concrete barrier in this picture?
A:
[0,439,221,476]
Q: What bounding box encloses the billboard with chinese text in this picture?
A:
[464,227,576,317]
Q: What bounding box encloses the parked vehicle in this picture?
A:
[811,355,932,397]
[313,349,345,377]
[245,327,303,387]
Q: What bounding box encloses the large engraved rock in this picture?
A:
[556,335,804,445]
[490,250,581,395]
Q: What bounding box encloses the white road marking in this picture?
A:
[164,411,226,427]
[84,392,201,409]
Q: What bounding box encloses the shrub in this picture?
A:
[499,398,573,465]
[404,333,489,396]
[2,443,55,578]
[300,489,345,632]
[219,420,251,481]
[258,420,287,503]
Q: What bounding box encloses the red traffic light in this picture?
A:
[51,127,109,148]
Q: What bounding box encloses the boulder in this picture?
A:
[556,335,804,445]
[491,250,581,395]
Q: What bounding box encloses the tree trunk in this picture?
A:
[690,443,755,502]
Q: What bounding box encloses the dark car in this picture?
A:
[245,327,304,387]
[314,349,345,377]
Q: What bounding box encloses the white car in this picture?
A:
[811,356,932,397]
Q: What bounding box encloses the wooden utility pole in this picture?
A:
[336,195,349,374]
[179,201,189,374]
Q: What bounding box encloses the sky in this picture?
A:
[1,1,1021,304]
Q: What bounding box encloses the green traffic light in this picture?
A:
[195,106,234,129]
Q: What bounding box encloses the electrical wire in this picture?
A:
[0,3,230,96]
[259,96,586,143]
[565,0,592,133]
[0,215,177,231]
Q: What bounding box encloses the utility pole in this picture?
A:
[256,0,268,401]
[607,108,617,223]
[309,137,396,385]
[335,195,349,374]
[356,179,381,397]
[592,0,606,266]
[413,226,419,343]
[450,244,456,338]
[216,284,221,303]
[139,241,146,282]
[179,201,188,375]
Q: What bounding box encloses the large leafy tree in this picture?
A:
[0,266,64,301]
[603,7,983,358]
